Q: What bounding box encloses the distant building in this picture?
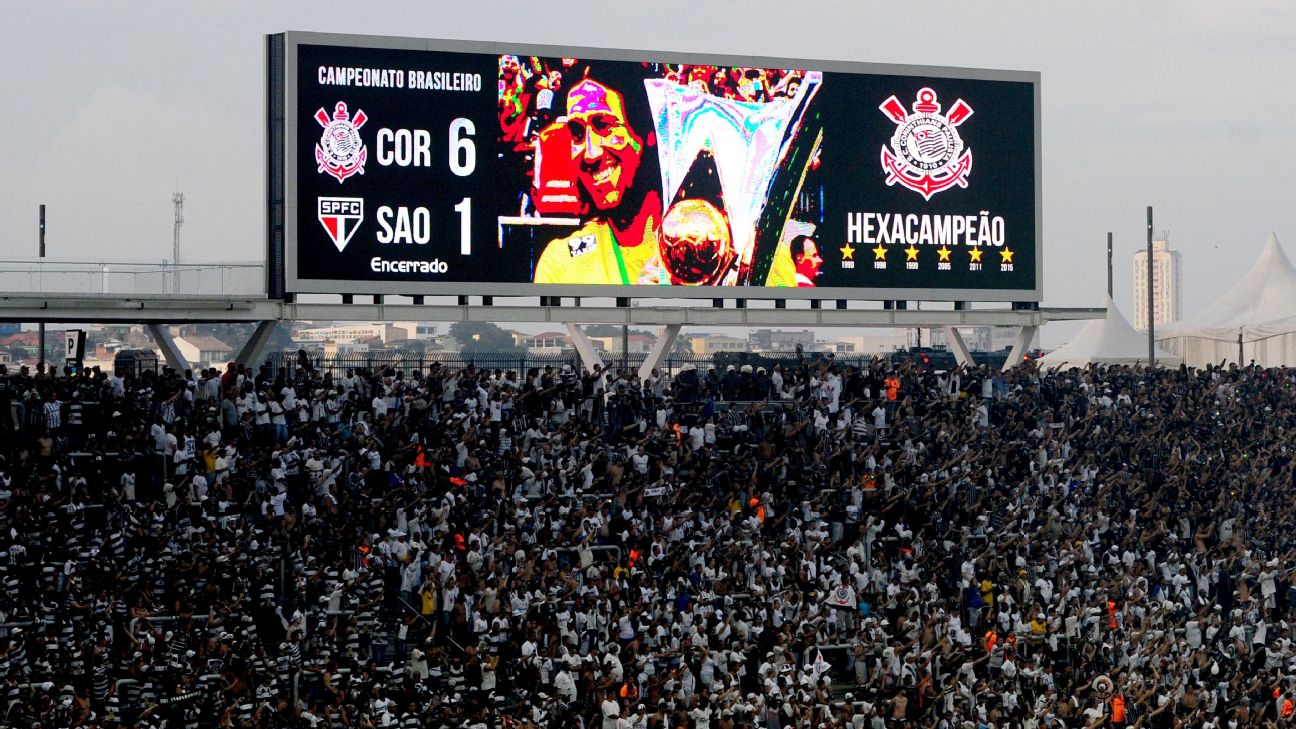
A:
[0,331,41,365]
[690,334,747,356]
[928,327,1036,352]
[517,331,572,354]
[589,333,657,354]
[831,331,911,356]
[294,323,411,344]
[175,335,233,369]
[750,329,815,352]
[323,341,370,357]
[1133,239,1182,331]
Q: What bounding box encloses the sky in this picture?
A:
[2,0,1295,345]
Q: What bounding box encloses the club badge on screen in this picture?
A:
[317,197,364,252]
[879,88,974,201]
[315,101,369,182]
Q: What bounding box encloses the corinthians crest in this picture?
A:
[879,88,973,200]
[315,102,368,183]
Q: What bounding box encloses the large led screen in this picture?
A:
[270,33,1041,301]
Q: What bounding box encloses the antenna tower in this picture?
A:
[172,192,185,293]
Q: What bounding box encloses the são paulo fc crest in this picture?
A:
[315,102,368,182]
[317,197,363,252]
[879,88,973,200]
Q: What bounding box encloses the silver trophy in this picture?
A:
[644,71,823,285]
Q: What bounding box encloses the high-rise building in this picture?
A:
[1133,239,1181,331]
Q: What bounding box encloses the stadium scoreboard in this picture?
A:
[267,32,1041,302]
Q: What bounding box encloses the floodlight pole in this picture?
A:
[1146,207,1155,366]
[38,204,46,369]
[1106,232,1113,298]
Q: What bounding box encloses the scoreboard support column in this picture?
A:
[637,324,683,381]
[236,320,281,369]
[1006,325,1038,370]
[565,324,605,373]
[147,324,190,373]
[942,326,974,367]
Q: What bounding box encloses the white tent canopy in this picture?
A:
[1157,233,1296,366]
[1038,296,1181,369]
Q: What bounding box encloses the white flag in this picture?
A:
[812,648,831,677]
[825,584,856,608]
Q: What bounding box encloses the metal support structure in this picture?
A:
[146,324,189,372]
[564,324,604,373]
[621,324,628,372]
[235,320,279,369]
[1005,325,1038,369]
[637,324,683,381]
[942,326,974,367]
[0,294,1106,328]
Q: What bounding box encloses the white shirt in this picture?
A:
[270,492,288,516]
[555,670,578,702]
[601,699,621,729]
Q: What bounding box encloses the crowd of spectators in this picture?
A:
[3,351,1296,728]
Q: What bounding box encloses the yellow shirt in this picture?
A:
[534,218,660,285]
[763,240,797,288]
[533,217,799,288]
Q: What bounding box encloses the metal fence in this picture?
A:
[267,349,889,378]
[0,259,264,296]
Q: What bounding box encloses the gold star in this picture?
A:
[936,246,952,262]
[904,245,920,262]
[872,243,887,261]
[1000,248,1015,264]
[840,242,855,260]
[969,248,983,263]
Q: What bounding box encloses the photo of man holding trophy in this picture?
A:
[503,57,825,288]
